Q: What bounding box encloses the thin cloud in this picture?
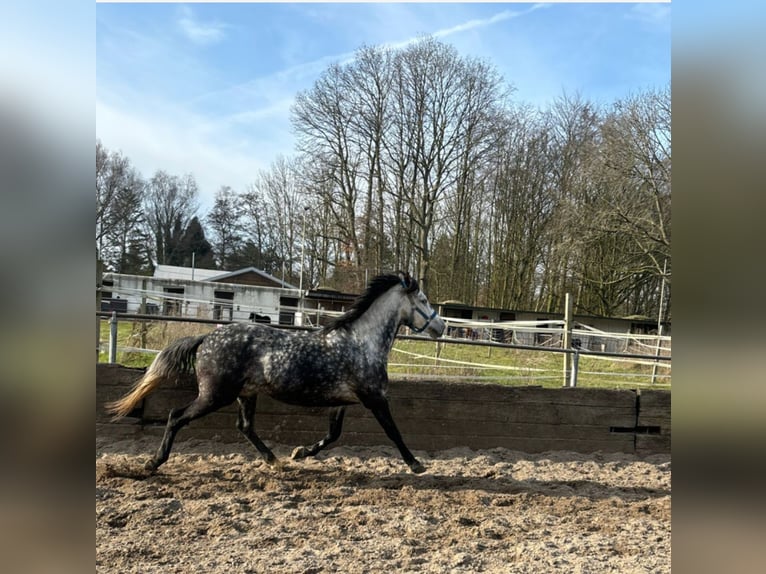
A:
[432,3,550,41]
[192,4,548,105]
[177,6,226,46]
[97,95,275,207]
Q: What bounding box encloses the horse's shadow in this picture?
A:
[101,455,670,504]
[286,464,671,503]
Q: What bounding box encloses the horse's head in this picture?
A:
[398,272,446,339]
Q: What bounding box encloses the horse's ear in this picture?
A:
[398,271,411,289]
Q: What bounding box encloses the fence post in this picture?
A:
[651,260,668,384]
[487,319,493,358]
[109,311,118,363]
[569,350,580,387]
[97,258,103,359]
[563,293,573,386]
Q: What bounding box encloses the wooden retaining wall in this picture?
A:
[96,364,670,455]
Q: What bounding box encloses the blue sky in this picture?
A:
[96,2,671,211]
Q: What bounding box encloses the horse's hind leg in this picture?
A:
[291,407,346,460]
[236,396,277,464]
[362,394,425,474]
[145,394,221,472]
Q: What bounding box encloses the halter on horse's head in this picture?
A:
[397,271,445,339]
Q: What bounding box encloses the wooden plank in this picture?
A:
[96,366,145,421]
[636,434,671,455]
[638,391,671,425]
[154,412,627,444]
[129,411,632,452]
[251,415,624,440]
[97,365,662,455]
[96,364,145,386]
[387,381,637,407]
[635,390,671,455]
[389,399,635,427]
[166,404,636,437]
[638,389,671,409]
[96,388,137,422]
[249,396,636,427]
[96,422,143,439]
[126,422,636,455]
[139,425,243,444]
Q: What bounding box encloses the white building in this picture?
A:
[101,265,300,325]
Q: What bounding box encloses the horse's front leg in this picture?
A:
[237,396,277,465]
[362,394,425,474]
[291,407,346,460]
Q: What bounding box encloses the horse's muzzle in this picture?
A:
[426,317,446,339]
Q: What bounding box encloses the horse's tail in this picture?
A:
[105,335,207,420]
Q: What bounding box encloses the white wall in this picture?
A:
[105,273,286,323]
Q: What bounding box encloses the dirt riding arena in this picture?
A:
[96,435,671,573]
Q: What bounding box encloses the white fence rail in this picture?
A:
[98,310,671,389]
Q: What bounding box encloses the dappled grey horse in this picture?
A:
[106,271,445,474]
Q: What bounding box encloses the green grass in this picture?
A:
[98,320,670,389]
[98,319,214,368]
[389,339,671,390]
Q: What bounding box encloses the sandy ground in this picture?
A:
[96,436,670,573]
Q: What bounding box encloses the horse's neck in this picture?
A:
[348,292,402,357]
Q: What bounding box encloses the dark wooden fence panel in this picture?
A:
[635,389,672,455]
[96,364,670,455]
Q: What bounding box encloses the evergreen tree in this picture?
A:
[120,234,154,275]
[177,216,216,269]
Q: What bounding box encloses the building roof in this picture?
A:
[208,267,296,289]
[153,264,223,281]
[154,264,296,289]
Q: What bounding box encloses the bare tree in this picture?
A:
[248,41,671,317]
[598,86,671,277]
[292,64,362,283]
[206,186,245,270]
[576,85,671,317]
[345,45,395,275]
[440,57,510,303]
[144,170,199,265]
[245,156,306,285]
[106,175,146,272]
[539,92,602,313]
[96,140,116,245]
[96,140,146,271]
[484,108,557,310]
[384,38,508,293]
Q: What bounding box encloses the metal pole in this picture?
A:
[569,351,580,387]
[651,259,668,384]
[97,258,103,359]
[298,206,308,325]
[298,209,306,295]
[563,292,573,386]
[109,311,118,363]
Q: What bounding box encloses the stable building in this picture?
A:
[100,265,300,325]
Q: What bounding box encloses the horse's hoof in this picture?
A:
[143,460,158,473]
[410,460,426,474]
[264,457,285,471]
[291,446,309,460]
[263,453,280,466]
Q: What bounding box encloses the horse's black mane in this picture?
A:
[324,272,419,332]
